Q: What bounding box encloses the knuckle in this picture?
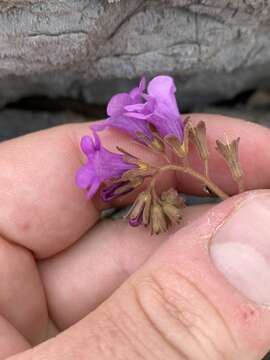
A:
[133,266,238,360]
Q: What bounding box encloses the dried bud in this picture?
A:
[162,203,183,225]
[101,177,143,202]
[161,188,185,208]
[216,137,244,191]
[127,191,152,227]
[150,203,168,235]
[160,188,184,225]
[189,121,209,162]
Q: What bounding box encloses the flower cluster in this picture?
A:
[76,75,244,234]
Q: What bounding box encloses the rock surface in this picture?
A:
[1,0,270,108]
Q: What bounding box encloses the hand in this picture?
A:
[1,114,270,360]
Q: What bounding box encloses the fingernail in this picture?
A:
[210,193,270,306]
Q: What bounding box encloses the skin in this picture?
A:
[0,114,270,359]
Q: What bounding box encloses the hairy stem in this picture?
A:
[237,177,244,193]
[204,159,209,178]
[150,164,229,200]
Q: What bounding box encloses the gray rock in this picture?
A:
[1,1,270,108]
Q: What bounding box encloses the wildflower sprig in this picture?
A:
[76,75,244,235]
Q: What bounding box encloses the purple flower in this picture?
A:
[146,75,184,141]
[93,78,154,143]
[94,75,184,144]
[108,77,145,116]
[76,131,136,199]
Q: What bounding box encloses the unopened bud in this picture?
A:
[127,191,152,227]
[150,203,167,235]
[162,203,183,225]
[161,188,185,208]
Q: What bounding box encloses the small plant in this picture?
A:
[76,76,244,235]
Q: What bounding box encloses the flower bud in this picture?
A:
[162,203,183,225]
[161,188,185,208]
[127,191,152,227]
[150,203,167,235]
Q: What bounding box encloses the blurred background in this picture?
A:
[0,1,269,358]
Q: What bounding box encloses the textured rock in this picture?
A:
[1,0,270,108]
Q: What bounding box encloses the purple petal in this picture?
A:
[92,122,107,132]
[124,112,152,120]
[92,129,101,150]
[86,178,100,199]
[140,97,156,118]
[99,115,153,143]
[147,76,176,101]
[124,97,156,119]
[124,103,146,112]
[129,87,140,101]
[129,77,146,102]
[146,75,184,141]
[147,112,184,141]
[129,214,143,227]
[147,75,180,120]
[80,136,94,155]
[95,147,135,180]
[139,77,146,92]
[76,165,95,189]
[76,128,140,200]
[107,93,132,117]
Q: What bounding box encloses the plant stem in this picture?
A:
[204,159,209,178]
[150,164,229,200]
[237,177,244,193]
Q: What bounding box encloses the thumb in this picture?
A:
[10,190,270,360]
[128,189,270,360]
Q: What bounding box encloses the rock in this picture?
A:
[247,90,270,109]
[1,1,270,108]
